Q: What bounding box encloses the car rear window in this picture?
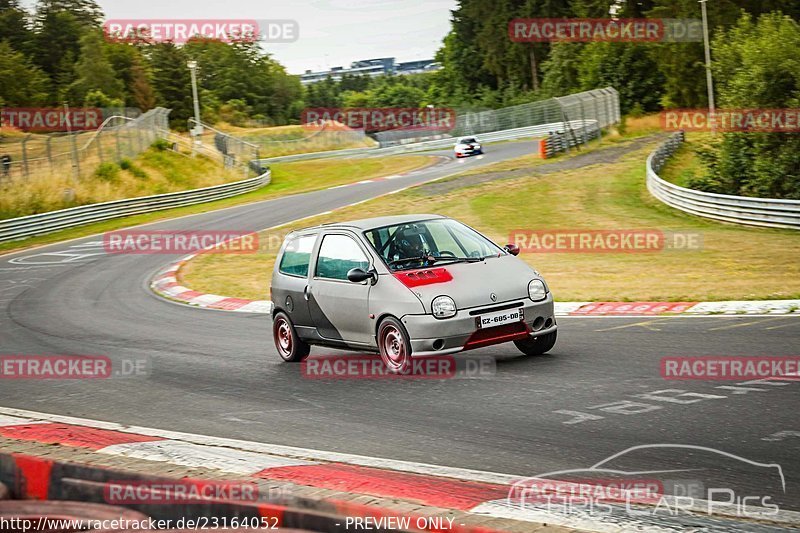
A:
[279,234,315,277]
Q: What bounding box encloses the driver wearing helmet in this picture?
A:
[391,226,434,266]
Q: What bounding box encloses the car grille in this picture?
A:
[468,301,524,316]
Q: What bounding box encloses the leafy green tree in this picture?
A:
[67,30,124,104]
[34,0,103,27]
[149,43,193,128]
[540,42,584,97]
[705,13,800,199]
[305,77,341,107]
[0,40,49,105]
[31,10,84,101]
[578,42,664,113]
[0,0,34,54]
[129,58,156,111]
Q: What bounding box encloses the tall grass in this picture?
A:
[0,143,242,220]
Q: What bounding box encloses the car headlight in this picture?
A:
[474,144,481,149]
[528,279,548,301]
[432,295,457,318]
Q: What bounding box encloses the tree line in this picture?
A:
[0,0,303,128]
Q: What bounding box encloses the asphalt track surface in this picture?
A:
[1,139,799,512]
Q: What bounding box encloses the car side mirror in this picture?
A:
[504,244,520,256]
[347,267,376,283]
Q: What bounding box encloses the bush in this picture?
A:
[94,162,120,183]
[119,158,148,179]
[151,138,172,151]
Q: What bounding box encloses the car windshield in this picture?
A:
[364,218,504,271]
[459,137,477,144]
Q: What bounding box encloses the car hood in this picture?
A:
[392,255,538,312]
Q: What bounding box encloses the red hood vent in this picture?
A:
[393,267,453,288]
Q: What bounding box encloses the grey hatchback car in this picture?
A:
[271,214,557,372]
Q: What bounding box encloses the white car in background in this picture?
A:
[454,136,483,158]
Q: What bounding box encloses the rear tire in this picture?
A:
[514,330,557,356]
[377,317,412,374]
[273,311,310,362]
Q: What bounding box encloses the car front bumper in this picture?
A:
[401,295,556,356]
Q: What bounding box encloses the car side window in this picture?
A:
[316,234,370,281]
[278,234,315,277]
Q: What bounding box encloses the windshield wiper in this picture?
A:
[434,256,483,264]
[389,255,437,268]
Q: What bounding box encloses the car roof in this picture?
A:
[293,214,447,233]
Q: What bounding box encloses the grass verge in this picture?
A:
[658,132,713,187]
[0,143,244,220]
[0,154,434,255]
[181,134,800,302]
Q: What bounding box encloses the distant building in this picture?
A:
[300,57,440,85]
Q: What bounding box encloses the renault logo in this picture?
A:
[490,293,497,302]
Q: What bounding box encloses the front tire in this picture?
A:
[377,317,412,374]
[514,330,557,356]
[273,311,310,362]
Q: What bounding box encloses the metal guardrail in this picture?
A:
[373,87,619,146]
[646,132,800,229]
[544,123,601,157]
[260,120,600,164]
[0,170,271,243]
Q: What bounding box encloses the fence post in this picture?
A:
[136,123,144,152]
[69,131,81,179]
[45,136,53,168]
[21,135,30,179]
[96,130,103,164]
[115,128,122,161]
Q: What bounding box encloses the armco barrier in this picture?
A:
[0,170,271,243]
[260,120,600,165]
[647,132,800,229]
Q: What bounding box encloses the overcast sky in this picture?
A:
[23,0,458,74]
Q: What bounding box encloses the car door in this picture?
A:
[308,232,373,346]
[274,232,317,330]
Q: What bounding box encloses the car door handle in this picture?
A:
[303,285,310,300]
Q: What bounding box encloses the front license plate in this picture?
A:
[478,308,524,329]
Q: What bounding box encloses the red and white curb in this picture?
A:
[151,261,800,318]
[1,407,798,532]
[151,255,272,313]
